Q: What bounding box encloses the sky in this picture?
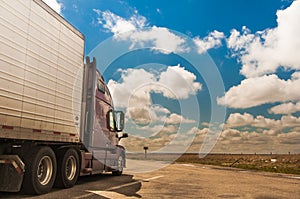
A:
[43,0,300,154]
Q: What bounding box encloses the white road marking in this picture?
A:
[106,181,141,191]
[88,191,138,198]
[74,175,164,199]
[143,175,164,181]
[287,176,300,179]
[179,164,196,167]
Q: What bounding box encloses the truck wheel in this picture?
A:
[112,155,123,176]
[55,148,80,188]
[22,146,57,195]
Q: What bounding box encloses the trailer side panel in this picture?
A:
[0,0,84,142]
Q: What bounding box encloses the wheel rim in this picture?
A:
[65,156,77,181]
[37,156,53,185]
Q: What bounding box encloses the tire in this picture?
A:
[55,148,80,188]
[21,146,57,195]
[112,155,124,176]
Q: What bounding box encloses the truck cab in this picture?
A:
[80,57,127,176]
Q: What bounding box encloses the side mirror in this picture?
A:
[114,111,124,132]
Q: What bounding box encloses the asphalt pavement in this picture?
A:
[0,159,299,198]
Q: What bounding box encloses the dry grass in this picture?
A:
[127,153,300,175]
[177,153,300,175]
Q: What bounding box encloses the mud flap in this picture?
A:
[0,155,25,192]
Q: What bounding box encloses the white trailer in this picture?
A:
[0,0,127,194]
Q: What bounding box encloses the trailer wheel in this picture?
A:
[22,146,57,195]
[55,148,80,188]
[112,155,124,176]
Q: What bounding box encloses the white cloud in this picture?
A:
[118,26,189,54]
[225,112,300,130]
[220,128,242,139]
[158,65,202,99]
[93,9,188,54]
[278,131,300,145]
[193,30,225,54]
[42,0,62,14]
[107,68,155,108]
[151,105,170,114]
[126,106,194,127]
[280,115,300,128]
[262,129,281,136]
[218,73,300,108]
[226,112,254,127]
[93,9,147,35]
[291,71,300,80]
[94,9,227,55]
[127,107,153,126]
[253,115,281,129]
[151,125,178,136]
[108,67,200,133]
[137,124,176,135]
[269,101,300,115]
[227,1,300,78]
[227,26,254,53]
[124,124,300,153]
[186,127,208,136]
[164,113,196,125]
[108,66,202,108]
[219,2,300,110]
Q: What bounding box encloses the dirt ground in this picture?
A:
[127,153,300,174]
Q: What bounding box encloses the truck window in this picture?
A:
[98,80,105,93]
[108,110,115,131]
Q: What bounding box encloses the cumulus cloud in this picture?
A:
[269,101,300,115]
[164,113,196,125]
[278,131,300,145]
[123,124,300,153]
[187,125,299,154]
[93,9,228,54]
[127,106,195,129]
[225,112,300,130]
[93,9,188,54]
[119,26,189,54]
[108,66,202,108]
[93,9,147,35]
[128,107,152,126]
[220,2,300,112]
[280,115,300,128]
[151,105,170,114]
[187,127,208,136]
[108,68,155,108]
[227,26,254,53]
[218,73,300,108]
[137,124,177,135]
[158,65,202,99]
[108,66,199,137]
[226,112,254,127]
[216,128,299,153]
[193,30,225,54]
[227,1,300,78]
[42,0,62,14]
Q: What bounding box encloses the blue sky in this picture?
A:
[44,0,300,154]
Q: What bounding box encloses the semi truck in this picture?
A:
[0,0,128,194]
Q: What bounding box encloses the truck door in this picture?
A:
[92,76,118,170]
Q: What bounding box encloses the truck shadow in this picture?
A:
[0,174,141,198]
[77,173,142,198]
